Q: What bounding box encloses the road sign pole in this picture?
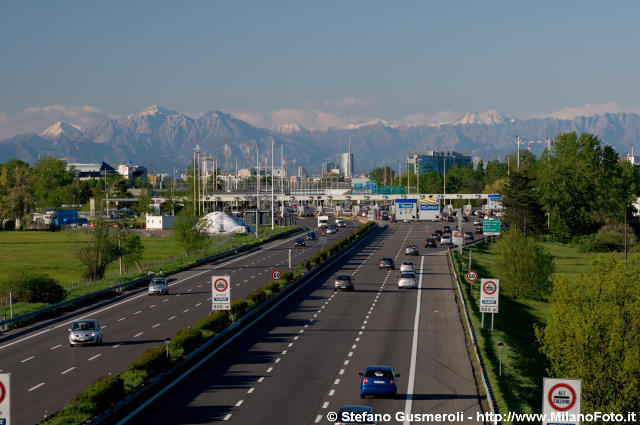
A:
[491,312,494,331]
[481,312,484,328]
[468,249,472,269]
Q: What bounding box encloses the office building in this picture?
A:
[407,151,472,175]
[321,161,338,175]
[336,152,354,178]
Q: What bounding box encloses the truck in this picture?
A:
[394,199,417,222]
[318,215,329,228]
[418,198,440,221]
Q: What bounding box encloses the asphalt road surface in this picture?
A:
[0,216,358,425]
[126,219,486,425]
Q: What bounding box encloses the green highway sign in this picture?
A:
[483,219,501,236]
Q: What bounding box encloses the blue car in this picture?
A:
[360,366,398,398]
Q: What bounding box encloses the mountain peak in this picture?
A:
[41,120,83,138]
[453,110,505,126]
[137,105,179,117]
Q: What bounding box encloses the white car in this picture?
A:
[336,219,346,227]
[398,272,417,289]
[440,235,452,245]
[400,261,416,273]
[148,277,169,295]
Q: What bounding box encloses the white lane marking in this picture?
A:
[197,284,202,288]
[113,342,123,348]
[207,297,212,300]
[163,299,169,303]
[187,289,192,292]
[352,344,357,349]
[118,317,126,322]
[235,400,244,407]
[329,389,335,396]
[294,336,299,340]
[168,315,176,320]
[134,311,142,315]
[358,331,363,335]
[334,379,340,385]
[299,329,304,333]
[257,377,265,383]
[21,356,34,363]
[61,367,76,375]
[183,309,190,313]
[315,415,323,423]
[50,345,61,350]
[266,367,274,373]
[281,350,287,355]
[150,304,157,308]
[28,383,45,391]
[152,323,161,328]
[134,332,143,338]
[223,414,232,421]
[247,387,255,394]
[288,342,293,347]
[348,352,353,357]
[355,337,360,342]
[88,354,102,361]
[403,255,424,425]
[339,369,345,375]
[275,358,281,363]
[195,303,202,307]
[322,401,329,409]
[101,325,108,329]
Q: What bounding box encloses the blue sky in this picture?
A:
[2,0,640,131]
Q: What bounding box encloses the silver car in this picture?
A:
[400,261,416,273]
[397,272,417,289]
[148,277,169,295]
[69,319,103,346]
[334,274,355,291]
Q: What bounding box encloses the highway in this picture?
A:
[127,220,486,424]
[0,216,359,425]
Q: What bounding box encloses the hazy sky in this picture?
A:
[2,0,640,127]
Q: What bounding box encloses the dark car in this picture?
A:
[446,215,455,222]
[443,225,451,232]
[379,257,395,269]
[294,238,306,247]
[433,229,443,237]
[475,226,483,234]
[461,215,469,222]
[464,231,474,240]
[306,231,318,240]
[360,366,399,398]
[425,237,437,248]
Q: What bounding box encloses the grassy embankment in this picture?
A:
[0,226,294,318]
[452,240,599,419]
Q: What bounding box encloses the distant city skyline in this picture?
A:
[2,1,640,138]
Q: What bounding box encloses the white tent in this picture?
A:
[199,211,248,234]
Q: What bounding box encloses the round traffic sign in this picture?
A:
[466,270,478,282]
[548,383,577,411]
[272,270,282,280]
[214,278,229,292]
[482,280,497,295]
[0,380,5,404]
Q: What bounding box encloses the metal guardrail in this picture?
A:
[448,244,500,423]
[91,222,378,425]
[0,227,306,330]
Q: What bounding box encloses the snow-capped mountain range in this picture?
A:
[2,105,640,174]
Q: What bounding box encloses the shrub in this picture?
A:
[77,375,125,411]
[3,220,15,231]
[8,273,65,303]
[229,299,250,321]
[281,271,294,282]
[195,310,230,333]
[127,347,169,376]
[247,288,267,305]
[169,328,203,356]
[264,281,281,295]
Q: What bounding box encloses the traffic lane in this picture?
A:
[1,225,358,424]
[411,251,484,422]
[310,257,421,423]
[127,224,389,425]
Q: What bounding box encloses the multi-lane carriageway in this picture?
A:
[0,216,353,425]
[126,220,487,425]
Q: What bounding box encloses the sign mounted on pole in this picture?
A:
[479,279,499,313]
[271,270,282,280]
[0,373,9,425]
[211,276,231,310]
[466,270,478,282]
[452,230,464,247]
[483,219,501,236]
[542,378,581,425]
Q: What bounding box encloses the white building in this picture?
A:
[146,215,176,230]
[337,152,354,178]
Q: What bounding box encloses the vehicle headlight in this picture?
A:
[90,332,96,337]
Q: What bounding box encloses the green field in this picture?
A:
[453,240,603,420]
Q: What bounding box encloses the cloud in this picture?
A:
[0,104,116,139]
[532,101,640,120]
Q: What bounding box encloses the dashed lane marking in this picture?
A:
[61,367,76,375]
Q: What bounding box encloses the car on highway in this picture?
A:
[68,319,103,346]
[335,405,377,424]
[306,231,318,240]
[397,271,417,289]
[360,366,399,398]
[400,261,416,273]
[473,219,482,226]
[327,224,338,234]
[379,257,395,269]
[475,225,483,234]
[148,277,169,295]
[464,231,474,240]
[405,244,419,256]
[433,229,443,237]
[294,238,306,247]
[336,219,346,227]
[440,235,452,245]
[334,274,354,291]
[443,225,451,232]
[424,237,437,248]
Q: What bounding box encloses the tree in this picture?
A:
[134,189,152,216]
[32,157,74,207]
[536,255,640,414]
[73,222,120,279]
[494,227,554,298]
[118,230,144,272]
[418,171,443,193]
[502,168,546,235]
[6,164,35,224]
[368,166,395,186]
[173,213,211,255]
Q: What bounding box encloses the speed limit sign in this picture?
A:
[466,270,478,282]
[271,270,282,280]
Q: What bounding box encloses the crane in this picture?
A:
[516,136,551,168]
